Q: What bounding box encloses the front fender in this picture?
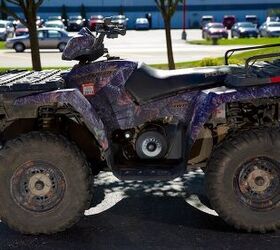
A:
[188,84,280,147]
[14,89,109,150]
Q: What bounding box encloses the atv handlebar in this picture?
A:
[96,17,127,39]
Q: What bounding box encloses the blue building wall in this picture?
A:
[7,0,280,29]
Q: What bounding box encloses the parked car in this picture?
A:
[67,16,85,31]
[200,15,214,28]
[223,15,236,29]
[36,16,44,27]
[89,15,104,31]
[245,15,258,27]
[111,15,128,28]
[0,20,14,40]
[259,22,280,37]
[266,16,280,23]
[15,23,29,37]
[44,21,66,30]
[202,22,228,39]
[135,18,149,30]
[48,16,63,22]
[231,22,259,38]
[7,16,17,26]
[48,15,67,25]
[6,28,71,52]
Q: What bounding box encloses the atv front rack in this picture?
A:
[0,70,65,92]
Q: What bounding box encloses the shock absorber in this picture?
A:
[227,103,245,128]
[38,106,55,130]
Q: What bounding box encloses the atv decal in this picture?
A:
[81,83,96,97]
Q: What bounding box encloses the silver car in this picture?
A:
[44,21,66,30]
[259,22,280,37]
[0,20,14,41]
[6,28,71,52]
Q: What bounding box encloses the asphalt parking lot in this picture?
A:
[0,170,279,250]
[0,29,241,67]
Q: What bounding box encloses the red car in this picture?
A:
[89,15,104,31]
[223,15,236,29]
[15,23,29,37]
[202,22,228,39]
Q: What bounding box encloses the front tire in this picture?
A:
[206,129,280,232]
[0,132,93,234]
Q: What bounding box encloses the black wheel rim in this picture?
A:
[234,157,280,211]
[11,161,66,213]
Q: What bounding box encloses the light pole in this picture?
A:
[181,0,187,40]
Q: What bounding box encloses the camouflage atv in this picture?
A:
[0,20,279,234]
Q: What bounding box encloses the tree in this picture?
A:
[61,4,68,26]
[155,0,181,70]
[268,8,280,19]
[80,4,86,20]
[119,5,124,15]
[0,0,44,71]
[1,0,8,20]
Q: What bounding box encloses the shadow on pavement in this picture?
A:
[0,171,279,250]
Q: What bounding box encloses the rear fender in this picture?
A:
[14,89,108,150]
[188,84,280,148]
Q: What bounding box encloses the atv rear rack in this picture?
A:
[225,43,280,87]
[225,43,280,66]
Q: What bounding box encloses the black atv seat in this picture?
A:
[125,63,231,103]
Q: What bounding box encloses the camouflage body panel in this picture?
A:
[14,89,109,150]
[62,28,96,61]
[14,59,280,154]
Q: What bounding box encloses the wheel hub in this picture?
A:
[235,157,280,211]
[11,161,66,213]
[246,169,272,192]
[28,173,52,196]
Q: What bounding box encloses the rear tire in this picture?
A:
[14,42,25,52]
[0,132,93,234]
[206,129,280,232]
[58,42,66,52]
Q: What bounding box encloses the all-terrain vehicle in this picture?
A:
[0,18,279,234]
